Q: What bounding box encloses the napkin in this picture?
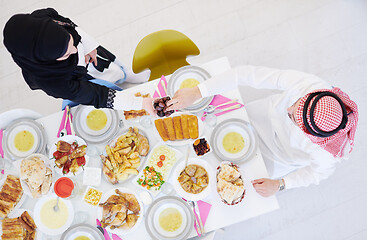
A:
[193,200,212,237]
[57,107,73,137]
[96,219,123,240]
[0,129,4,158]
[201,95,244,121]
[153,75,168,98]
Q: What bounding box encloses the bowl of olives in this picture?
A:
[153,96,175,117]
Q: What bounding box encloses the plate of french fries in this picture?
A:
[100,127,150,184]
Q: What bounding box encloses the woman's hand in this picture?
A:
[142,97,156,116]
[166,87,202,111]
[251,178,280,197]
[85,48,98,66]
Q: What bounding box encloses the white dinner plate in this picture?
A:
[14,153,53,198]
[49,135,89,177]
[2,118,47,160]
[60,223,104,240]
[96,187,144,235]
[101,127,152,184]
[0,175,26,219]
[73,105,121,144]
[216,161,247,205]
[34,195,74,236]
[145,196,194,240]
[0,209,41,239]
[134,144,183,196]
[211,119,257,163]
[152,112,204,146]
[172,157,214,202]
[167,66,214,113]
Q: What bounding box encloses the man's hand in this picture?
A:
[166,86,202,111]
[251,178,280,197]
[85,48,98,66]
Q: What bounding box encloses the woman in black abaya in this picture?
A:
[3,8,149,109]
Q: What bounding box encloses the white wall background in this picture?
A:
[1,0,367,239]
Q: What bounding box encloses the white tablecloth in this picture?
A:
[15,57,279,239]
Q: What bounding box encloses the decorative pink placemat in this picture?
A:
[153,75,168,98]
[201,95,244,121]
[96,219,113,240]
[57,108,73,137]
[183,199,212,237]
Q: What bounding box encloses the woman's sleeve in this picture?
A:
[75,27,99,55]
[113,92,144,111]
[198,65,330,98]
[37,79,113,108]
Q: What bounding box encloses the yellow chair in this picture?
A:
[132,30,200,81]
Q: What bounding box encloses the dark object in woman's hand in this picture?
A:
[153,97,174,118]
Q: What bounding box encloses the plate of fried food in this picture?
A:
[0,174,25,219]
[100,127,150,185]
[216,161,246,205]
[173,158,214,201]
[153,113,203,146]
[49,135,89,177]
[15,154,53,199]
[0,209,39,240]
[97,188,143,235]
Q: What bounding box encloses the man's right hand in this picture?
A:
[166,86,202,111]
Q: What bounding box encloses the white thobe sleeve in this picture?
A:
[283,150,337,189]
[75,27,99,55]
[198,65,330,98]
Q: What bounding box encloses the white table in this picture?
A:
[18,57,279,239]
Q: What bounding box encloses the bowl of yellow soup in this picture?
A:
[3,118,47,160]
[79,107,112,136]
[73,106,120,144]
[145,196,194,240]
[34,195,74,236]
[60,224,104,240]
[211,119,257,163]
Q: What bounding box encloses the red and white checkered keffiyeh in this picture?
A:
[295,88,359,158]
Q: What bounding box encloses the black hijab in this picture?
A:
[3,8,113,108]
[3,8,82,89]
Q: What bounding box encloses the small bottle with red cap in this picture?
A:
[54,177,77,198]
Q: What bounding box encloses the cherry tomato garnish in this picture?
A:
[157,161,163,167]
[160,155,165,161]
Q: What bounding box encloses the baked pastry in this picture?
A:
[181,115,190,139]
[216,164,245,204]
[123,109,149,120]
[1,218,24,240]
[154,119,169,142]
[17,211,37,233]
[154,115,199,141]
[20,156,52,198]
[188,115,199,139]
[0,175,23,218]
[163,118,175,141]
[173,116,184,140]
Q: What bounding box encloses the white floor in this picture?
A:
[1,0,367,239]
